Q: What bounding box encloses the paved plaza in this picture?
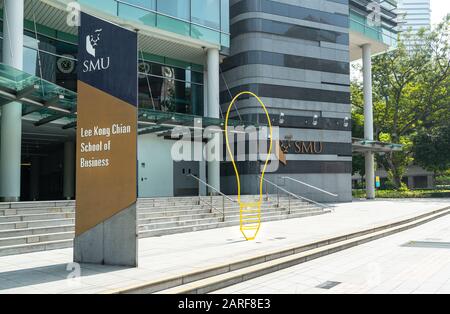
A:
[214,207,450,294]
[0,199,448,294]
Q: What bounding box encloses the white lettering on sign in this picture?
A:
[78,124,131,168]
[82,57,110,73]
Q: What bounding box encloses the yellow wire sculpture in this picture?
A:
[225,91,273,241]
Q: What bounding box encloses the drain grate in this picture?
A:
[316,281,341,290]
[402,241,450,249]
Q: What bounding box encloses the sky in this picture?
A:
[431,0,450,25]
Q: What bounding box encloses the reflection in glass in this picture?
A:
[138,61,204,116]
[191,0,221,29]
[157,0,190,20]
[124,0,156,10]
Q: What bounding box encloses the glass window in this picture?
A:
[157,15,190,36]
[221,0,230,32]
[191,0,220,30]
[157,0,190,20]
[138,61,204,115]
[123,0,156,10]
[191,25,221,45]
[118,3,156,27]
[79,0,117,15]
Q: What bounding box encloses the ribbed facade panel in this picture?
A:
[221,0,352,201]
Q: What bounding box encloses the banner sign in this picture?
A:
[75,13,138,266]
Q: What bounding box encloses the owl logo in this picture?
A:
[86,29,102,58]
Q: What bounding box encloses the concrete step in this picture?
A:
[0,210,326,256]
[110,206,450,294]
[138,205,314,224]
[0,207,75,216]
[0,231,74,247]
[0,201,75,209]
[138,204,206,212]
[138,206,320,230]
[138,209,328,238]
[0,239,73,257]
[138,208,212,218]
[139,211,221,223]
[0,218,75,231]
[137,203,293,219]
[0,196,329,256]
[0,212,75,223]
[0,225,74,238]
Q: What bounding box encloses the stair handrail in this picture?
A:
[188,174,236,203]
[259,176,333,211]
[282,177,338,198]
[188,174,237,221]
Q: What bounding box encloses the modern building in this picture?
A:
[353,165,436,190]
[0,0,229,202]
[221,0,398,201]
[397,0,431,47]
[0,0,398,204]
[397,0,431,31]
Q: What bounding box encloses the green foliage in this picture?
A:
[352,154,365,177]
[352,189,450,199]
[413,125,450,172]
[435,170,450,186]
[352,16,450,187]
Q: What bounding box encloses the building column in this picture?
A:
[29,157,40,201]
[0,0,24,202]
[362,44,375,200]
[206,48,221,194]
[407,176,414,189]
[427,175,434,189]
[199,159,207,196]
[63,141,75,200]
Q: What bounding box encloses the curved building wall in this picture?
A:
[221,0,352,202]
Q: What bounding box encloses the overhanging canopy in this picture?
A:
[352,137,403,153]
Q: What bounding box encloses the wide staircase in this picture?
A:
[0,195,331,257]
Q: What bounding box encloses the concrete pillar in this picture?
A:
[407,176,414,189]
[63,141,75,200]
[206,48,221,194]
[29,157,40,201]
[0,0,24,202]
[199,159,207,196]
[362,44,375,200]
[427,175,434,189]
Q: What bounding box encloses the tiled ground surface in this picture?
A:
[0,199,448,294]
[213,207,450,294]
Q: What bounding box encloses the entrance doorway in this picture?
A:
[173,161,199,196]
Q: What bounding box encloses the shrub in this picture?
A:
[352,189,450,199]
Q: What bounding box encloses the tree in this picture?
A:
[413,124,450,173]
[351,82,366,178]
[351,16,450,188]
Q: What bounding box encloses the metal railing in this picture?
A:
[188,174,236,222]
[282,177,338,198]
[259,176,333,212]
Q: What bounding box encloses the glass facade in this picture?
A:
[0,31,78,93]
[349,0,398,47]
[77,0,230,47]
[138,59,204,116]
[0,18,205,117]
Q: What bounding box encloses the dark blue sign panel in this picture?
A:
[78,12,137,106]
[75,13,138,266]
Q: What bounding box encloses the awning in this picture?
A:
[0,63,255,135]
[0,62,77,129]
[352,137,403,153]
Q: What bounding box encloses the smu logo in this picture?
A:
[82,29,110,73]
